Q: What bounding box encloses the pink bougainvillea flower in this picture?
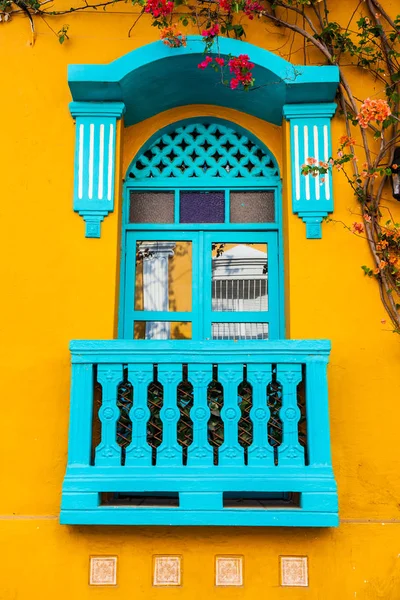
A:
[201,23,220,38]
[144,0,174,18]
[198,56,213,69]
[215,57,225,66]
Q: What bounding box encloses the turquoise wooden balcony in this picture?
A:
[61,340,338,527]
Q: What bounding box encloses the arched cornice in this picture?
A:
[68,36,339,126]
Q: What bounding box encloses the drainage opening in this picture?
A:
[223,492,300,509]
[101,492,180,507]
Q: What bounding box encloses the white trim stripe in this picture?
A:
[313,125,320,201]
[107,123,114,201]
[323,125,330,200]
[88,123,95,200]
[98,124,105,200]
[78,123,84,200]
[293,125,300,201]
[303,125,310,200]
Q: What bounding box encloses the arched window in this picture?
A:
[120,119,283,340]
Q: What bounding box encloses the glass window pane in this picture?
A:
[129,191,174,223]
[134,321,192,340]
[230,191,275,223]
[180,191,225,223]
[135,241,192,312]
[212,243,268,312]
[212,323,268,340]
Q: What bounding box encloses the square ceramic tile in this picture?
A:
[280,556,308,587]
[215,556,243,586]
[153,555,182,586]
[89,556,117,586]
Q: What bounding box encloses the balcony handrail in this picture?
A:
[70,339,331,364]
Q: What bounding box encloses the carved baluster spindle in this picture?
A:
[156,364,183,466]
[277,364,304,466]
[187,364,213,467]
[218,364,244,467]
[125,364,153,467]
[95,364,124,466]
[247,364,274,466]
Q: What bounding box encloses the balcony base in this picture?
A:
[61,469,338,527]
[60,506,338,527]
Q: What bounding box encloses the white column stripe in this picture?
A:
[304,125,310,200]
[88,123,94,200]
[323,125,330,200]
[293,125,300,201]
[107,123,114,201]
[313,125,320,200]
[78,123,84,200]
[98,124,105,200]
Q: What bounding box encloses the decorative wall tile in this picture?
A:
[215,556,243,586]
[280,556,308,587]
[153,555,182,586]
[89,556,117,586]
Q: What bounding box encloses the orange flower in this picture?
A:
[352,222,364,234]
[379,260,387,270]
[392,163,399,170]
[357,98,391,129]
[364,213,372,223]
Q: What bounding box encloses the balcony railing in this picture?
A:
[61,340,338,526]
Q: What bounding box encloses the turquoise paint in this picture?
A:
[283,103,337,238]
[68,36,339,127]
[70,102,125,237]
[61,339,338,527]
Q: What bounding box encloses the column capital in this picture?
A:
[70,101,125,119]
[283,102,337,120]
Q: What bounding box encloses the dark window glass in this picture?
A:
[230,191,275,223]
[180,191,225,223]
[129,191,174,223]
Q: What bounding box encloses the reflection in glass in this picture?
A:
[212,243,268,312]
[134,321,192,340]
[212,322,268,340]
[135,241,192,339]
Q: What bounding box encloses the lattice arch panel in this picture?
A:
[128,121,279,180]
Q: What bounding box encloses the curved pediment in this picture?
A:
[68,36,339,126]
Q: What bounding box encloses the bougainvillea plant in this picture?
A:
[1,0,399,330]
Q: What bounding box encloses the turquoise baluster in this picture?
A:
[156,364,182,466]
[125,364,153,467]
[277,364,304,466]
[247,364,274,466]
[95,364,123,466]
[218,364,244,467]
[187,364,213,467]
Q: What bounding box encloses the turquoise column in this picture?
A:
[70,102,125,238]
[283,103,337,239]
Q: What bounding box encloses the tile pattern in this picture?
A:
[153,555,182,586]
[280,556,308,587]
[89,556,117,586]
[215,556,243,586]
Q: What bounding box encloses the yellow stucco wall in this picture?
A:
[1,1,400,597]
